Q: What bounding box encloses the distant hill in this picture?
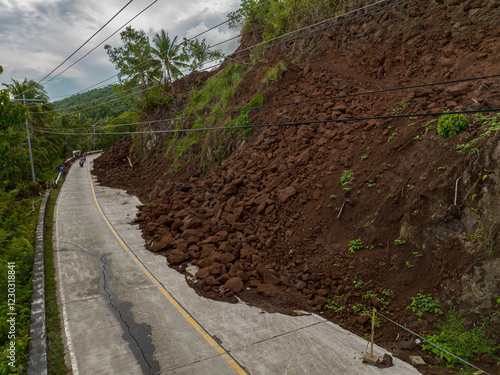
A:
[53,85,139,120]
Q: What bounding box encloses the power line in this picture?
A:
[50,71,500,132]
[33,108,500,136]
[49,0,274,104]
[376,311,492,375]
[98,74,500,130]
[38,0,136,85]
[49,0,396,116]
[45,0,159,92]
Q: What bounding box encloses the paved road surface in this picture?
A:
[54,154,421,374]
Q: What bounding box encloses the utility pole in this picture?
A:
[93,124,96,151]
[13,96,45,184]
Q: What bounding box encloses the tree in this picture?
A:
[0,90,30,190]
[0,65,3,75]
[181,38,225,72]
[151,30,188,94]
[105,26,160,96]
[2,78,54,131]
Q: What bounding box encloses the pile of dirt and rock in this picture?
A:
[93,0,500,373]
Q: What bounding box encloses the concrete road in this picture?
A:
[54,154,421,375]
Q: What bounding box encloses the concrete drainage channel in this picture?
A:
[27,191,50,375]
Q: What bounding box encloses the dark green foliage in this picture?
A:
[105,26,159,95]
[423,309,499,364]
[53,85,139,121]
[228,0,345,43]
[407,293,443,318]
[0,191,40,374]
[437,112,469,138]
[181,38,224,72]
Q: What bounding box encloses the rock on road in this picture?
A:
[54,154,421,375]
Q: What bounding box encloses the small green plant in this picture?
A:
[468,147,479,155]
[394,236,407,245]
[393,101,409,115]
[326,204,333,208]
[381,289,392,297]
[379,262,386,267]
[343,187,352,191]
[406,184,415,190]
[352,303,364,313]
[387,132,398,142]
[437,111,469,138]
[366,182,377,188]
[406,261,414,268]
[348,238,364,253]
[387,193,395,198]
[377,174,384,179]
[407,293,443,318]
[340,170,354,186]
[422,310,498,364]
[412,251,423,258]
[361,155,368,160]
[363,290,377,299]
[411,210,419,216]
[388,164,395,168]
[330,195,338,199]
[324,298,347,312]
[363,222,371,228]
[353,280,365,289]
[437,165,449,170]
[333,263,340,267]
[413,135,423,141]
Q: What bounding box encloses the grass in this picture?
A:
[44,187,67,374]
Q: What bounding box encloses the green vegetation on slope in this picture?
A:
[0,191,42,374]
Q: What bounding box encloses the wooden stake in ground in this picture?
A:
[362,308,379,365]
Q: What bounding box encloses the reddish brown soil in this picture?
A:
[93,1,500,373]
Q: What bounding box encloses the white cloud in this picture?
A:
[0,0,241,99]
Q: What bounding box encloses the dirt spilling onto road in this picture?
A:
[93,1,500,373]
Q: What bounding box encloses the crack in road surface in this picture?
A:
[59,244,161,374]
[99,253,161,375]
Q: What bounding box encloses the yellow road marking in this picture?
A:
[87,163,246,374]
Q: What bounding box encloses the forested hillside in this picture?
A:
[53,85,139,121]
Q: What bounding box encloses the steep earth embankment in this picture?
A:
[93,0,500,373]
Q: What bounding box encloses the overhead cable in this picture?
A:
[38,0,136,85]
[46,0,159,92]
[34,108,500,136]
[50,0,390,114]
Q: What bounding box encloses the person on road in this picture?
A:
[79,158,84,167]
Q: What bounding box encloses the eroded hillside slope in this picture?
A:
[93,0,500,372]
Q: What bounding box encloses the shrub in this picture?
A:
[437,112,468,138]
[407,293,443,318]
[423,309,499,364]
[348,238,363,253]
[340,170,354,186]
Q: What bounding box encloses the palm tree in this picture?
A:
[3,78,54,132]
[151,30,188,94]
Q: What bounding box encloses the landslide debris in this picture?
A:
[93,1,500,373]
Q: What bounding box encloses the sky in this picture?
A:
[0,0,242,101]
